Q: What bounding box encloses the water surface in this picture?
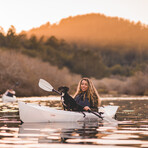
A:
[0,97,147,148]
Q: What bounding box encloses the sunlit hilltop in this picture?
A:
[24,13,148,47]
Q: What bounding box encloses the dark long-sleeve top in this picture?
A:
[74,93,90,108]
[74,93,98,111]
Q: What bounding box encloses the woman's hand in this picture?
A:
[83,106,91,111]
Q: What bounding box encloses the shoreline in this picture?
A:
[16,95,148,101]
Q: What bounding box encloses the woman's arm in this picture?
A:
[98,96,101,107]
[83,106,91,111]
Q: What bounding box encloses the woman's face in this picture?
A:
[80,80,89,92]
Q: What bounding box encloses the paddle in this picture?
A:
[39,79,61,95]
[38,79,103,120]
[87,110,103,119]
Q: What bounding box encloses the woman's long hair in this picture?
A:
[73,77,101,106]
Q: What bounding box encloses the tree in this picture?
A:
[24,35,43,50]
[6,25,20,48]
[0,27,5,46]
[45,36,59,48]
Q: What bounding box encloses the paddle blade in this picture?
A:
[38,79,53,92]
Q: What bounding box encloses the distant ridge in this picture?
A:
[23,13,148,47]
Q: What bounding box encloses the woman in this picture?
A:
[73,77,101,111]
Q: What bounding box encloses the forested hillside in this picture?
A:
[0,25,148,79]
[0,13,148,96]
[21,13,148,78]
[25,13,148,48]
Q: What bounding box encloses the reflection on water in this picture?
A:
[0,98,147,148]
[19,122,102,143]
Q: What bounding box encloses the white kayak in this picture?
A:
[18,101,119,123]
[2,94,17,103]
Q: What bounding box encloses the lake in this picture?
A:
[0,96,147,148]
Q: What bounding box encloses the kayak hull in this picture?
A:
[2,94,17,103]
[18,101,119,123]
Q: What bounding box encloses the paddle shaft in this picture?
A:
[52,89,61,95]
[88,110,103,120]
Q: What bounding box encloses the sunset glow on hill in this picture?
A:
[25,13,148,47]
[0,0,148,33]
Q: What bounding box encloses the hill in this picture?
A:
[1,25,148,79]
[24,13,148,47]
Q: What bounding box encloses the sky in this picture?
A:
[0,0,148,33]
